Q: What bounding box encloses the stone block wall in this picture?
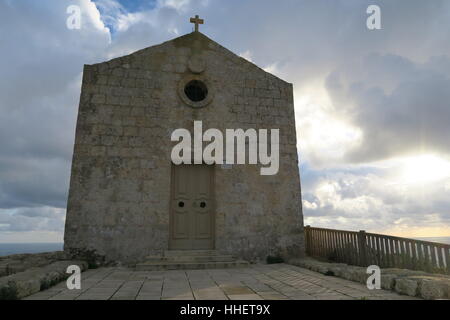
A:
[64,32,304,264]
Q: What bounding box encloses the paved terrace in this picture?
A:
[24,263,419,300]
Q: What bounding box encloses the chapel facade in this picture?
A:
[64,19,305,264]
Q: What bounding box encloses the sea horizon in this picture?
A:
[413,236,450,245]
[0,243,63,257]
[1,236,450,257]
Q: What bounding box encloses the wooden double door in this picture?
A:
[169,164,215,250]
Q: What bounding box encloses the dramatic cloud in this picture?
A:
[326,53,450,162]
[0,0,449,242]
[302,165,450,237]
[0,0,111,241]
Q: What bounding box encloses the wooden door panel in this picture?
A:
[169,164,214,250]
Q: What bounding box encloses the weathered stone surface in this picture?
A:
[0,264,8,277]
[0,251,68,277]
[417,277,450,300]
[340,266,367,283]
[0,260,88,300]
[136,250,248,271]
[380,274,397,290]
[289,258,450,300]
[25,264,419,300]
[395,278,419,297]
[64,31,304,264]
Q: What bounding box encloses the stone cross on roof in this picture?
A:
[190,15,204,32]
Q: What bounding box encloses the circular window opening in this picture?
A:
[184,80,208,102]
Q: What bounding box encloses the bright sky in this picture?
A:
[0,0,450,242]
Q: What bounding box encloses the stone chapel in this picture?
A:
[64,17,305,266]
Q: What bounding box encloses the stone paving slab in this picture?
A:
[291,258,450,299]
[24,264,420,300]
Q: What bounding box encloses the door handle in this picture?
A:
[192,201,206,208]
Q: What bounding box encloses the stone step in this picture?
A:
[135,260,249,271]
[145,255,235,262]
[163,250,218,257]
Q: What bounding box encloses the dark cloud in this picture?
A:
[326,54,450,162]
[0,0,110,237]
[0,157,70,209]
[0,207,65,232]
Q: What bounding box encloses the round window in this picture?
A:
[184,80,208,102]
[178,76,214,108]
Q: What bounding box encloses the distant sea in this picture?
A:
[0,243,63,257]
[0,238,449,257]
[414,237,450,245]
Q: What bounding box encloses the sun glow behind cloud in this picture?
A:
[296,71,450,237]
[294,85,363,168]
[303,153,450,236]
[398,154,450,185]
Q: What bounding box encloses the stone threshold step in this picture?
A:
[135,260,249,271]
[145,255,235,262]
[163,250,219,256]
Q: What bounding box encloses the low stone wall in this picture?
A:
[0,251,91,300]
[0,251,70,277]
[0,260,88,300]
[290,257,450,300]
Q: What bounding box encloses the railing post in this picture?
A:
[446,247,450,275]
[304,225,311,256]
[358,230,368,267]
